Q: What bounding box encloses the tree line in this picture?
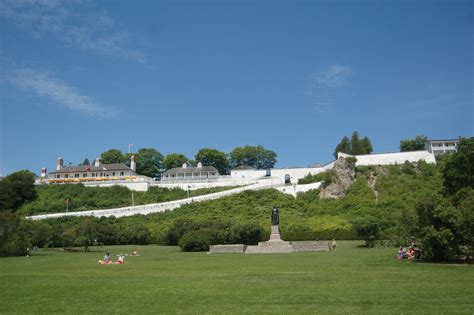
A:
[84,145,277,177]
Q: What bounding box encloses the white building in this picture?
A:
[425,138,460,156]
[161,162,220,181]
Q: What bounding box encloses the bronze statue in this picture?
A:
[271,207,279,225]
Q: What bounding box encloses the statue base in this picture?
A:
[269,225,283,242]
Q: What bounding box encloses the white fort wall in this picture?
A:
[338,151,436,166]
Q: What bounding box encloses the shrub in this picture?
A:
[352,216,381,247]
[179,229,213,252]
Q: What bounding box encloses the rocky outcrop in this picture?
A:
[319,158,356,199]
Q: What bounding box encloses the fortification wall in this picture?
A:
[338,151,436,166]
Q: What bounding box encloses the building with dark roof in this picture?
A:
[48,156,137,183]
[161,162,219,181]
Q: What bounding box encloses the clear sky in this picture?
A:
[0,0,472,175]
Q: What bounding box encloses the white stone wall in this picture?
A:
[275,182,322,197]
[337,151,436,166]
[231,169,267,180]
[150,179,257,191]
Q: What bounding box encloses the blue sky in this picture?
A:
[0,0,472,175]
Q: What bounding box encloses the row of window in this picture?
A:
[163,172,216,178]
[54,171,125,179]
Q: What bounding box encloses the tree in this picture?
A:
[135,148,164,177]
[400,135,428,152]
[442,137,474,195]
[195,148,230,175]
[82,158,90,166]
[0,170,36,212]
[334,136,350,158]
[361,136,373,155]
[352,216,381,247]
[333,132,373,158]
[415,195,466,261]
[163,153,188,170]
[100,149,124,164]
[229,145,277,169]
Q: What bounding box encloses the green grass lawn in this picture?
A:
[0,241,472,314]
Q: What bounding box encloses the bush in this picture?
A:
[298,171,334,187]
[352,216,381,247]
[179,229,213,252]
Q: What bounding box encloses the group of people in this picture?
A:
[98,250,139,265]
[397,241,421,260]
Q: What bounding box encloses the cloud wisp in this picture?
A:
[7,68,116,118]
[312,64,353,88]
[0,0,145,63]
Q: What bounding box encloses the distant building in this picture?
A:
[161,162,219,181]
[425,138,460,156]
[48,156,137,183]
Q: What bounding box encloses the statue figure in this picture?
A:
[271,207,279,226]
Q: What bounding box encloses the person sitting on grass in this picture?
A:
[405,247,416,260]
[104,252,111,263]
[397,246,404,260]
[98,252,113,265]
[115,255,125,264]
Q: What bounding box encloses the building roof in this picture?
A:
[50,163,133,174]
[427,138,461,142]
[163,165,218,175]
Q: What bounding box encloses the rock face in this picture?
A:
[319,158,356,199]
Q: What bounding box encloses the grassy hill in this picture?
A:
[36,161,442,246]
[18,185,238,216]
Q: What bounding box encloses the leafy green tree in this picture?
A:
[100,149,124,164]
[195,148,230,174]
[442,137,474,195]
[76,218,99,251]
[229,145,277,169]
[333,132,373,158]
[163,153,188,170]
[82,158,90,166]
[0,170,36,212]
[0,212,29,256]
[352,215,381,247]
[134,148,164,177]
[416,195,466,261]
[334,136,350,158]
[400,135,428,152]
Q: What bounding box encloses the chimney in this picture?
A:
[94,158,101,167]
[182,163,187,169]
[197,162,203,168]
[130,155,136,171]
[56,158,64,171]
[41,167,47,178]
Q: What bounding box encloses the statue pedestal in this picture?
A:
[269,225,283,242]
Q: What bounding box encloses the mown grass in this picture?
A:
[0,241,472,314]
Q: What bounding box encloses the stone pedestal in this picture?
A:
[269,225,282,242]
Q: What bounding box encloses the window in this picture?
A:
[120,171,124,176]
[83,173,87,178]
[56,174,60,179]
[65,174,69,178]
